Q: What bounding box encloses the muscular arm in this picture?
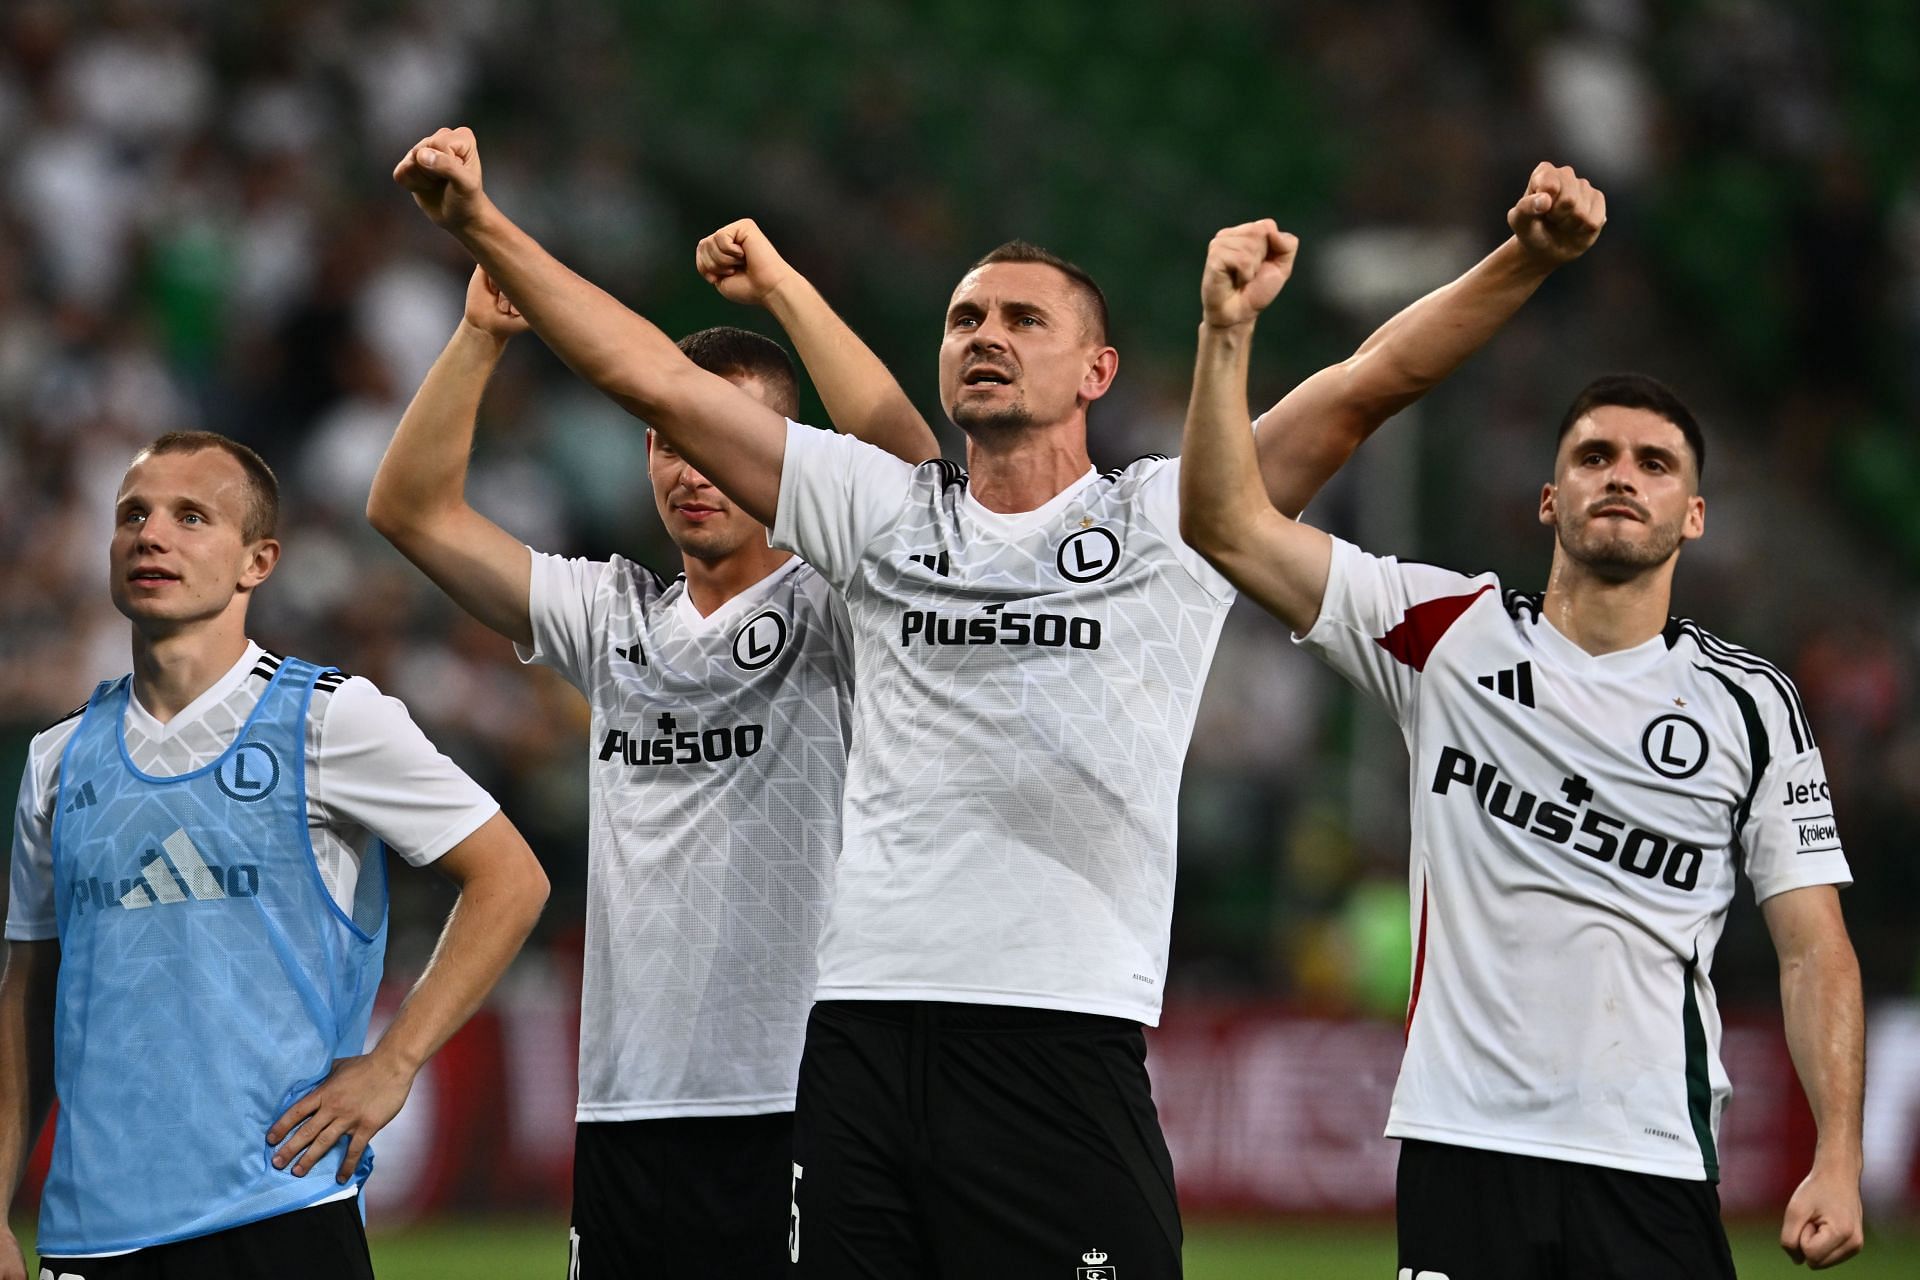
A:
[267,813,548,1182]
[394,129,789,523]
[697,218,941,464]
[1762,885,1866,1270]
[1178,222,1332,635]
[368,270,534,647]
[1253,163,1607,518]
[1,940,57,1278]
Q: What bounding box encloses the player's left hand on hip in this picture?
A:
[1780,1165,1865,1269]
[267,1051,416,1183]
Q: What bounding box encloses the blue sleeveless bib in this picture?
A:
[40,657,388,1253]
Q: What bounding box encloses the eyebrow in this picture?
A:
[1569,436,1684,468]
[946,298,1058,324]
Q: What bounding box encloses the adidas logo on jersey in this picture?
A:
[64,781,98,813]
[907,550,950,576]
[70,829,261,916]
[1474,661,1535,708]
[1431,745,1704,891]
[614,642,646,666]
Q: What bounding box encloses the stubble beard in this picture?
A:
[1557,509,1688,581]
[950,396,1036,437]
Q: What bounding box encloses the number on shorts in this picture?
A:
[789,1162,804,1263]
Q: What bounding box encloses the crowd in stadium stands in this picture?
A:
[2,0,1918,1001]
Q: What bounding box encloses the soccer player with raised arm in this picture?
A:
[366,267,937,1279]
[1177,206,1865,1277]
[1,433,548,1280]
[393,128,1601,1276]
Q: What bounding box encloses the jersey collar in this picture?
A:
[1530,612,1671,680]
[125,640,266,740]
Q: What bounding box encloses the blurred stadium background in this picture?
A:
[4,0,1920,1274]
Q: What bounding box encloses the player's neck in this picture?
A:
[1539,552,1676,657]
[680,544,795,618]
[128,619,252,723]
[961,419,1093,514]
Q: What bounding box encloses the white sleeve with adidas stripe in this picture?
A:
[1737,681,1853,902]
[310,678,500,869]
[770,420,917,589]
[5,721,73,942]
[1295,536,1494,727]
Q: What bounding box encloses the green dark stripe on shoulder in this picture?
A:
[1681,949,1719,1180]
[1696,665,1768,831]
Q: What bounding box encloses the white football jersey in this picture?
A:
[772,423,1236,1025]
[520,551,851,1120]
[1297,537,1852,1180]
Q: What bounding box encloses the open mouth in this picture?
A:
[128,568,180,583]
[962,366,1014,387]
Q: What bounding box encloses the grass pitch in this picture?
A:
[16,1215,1920,1276]
[365,1216,1920,1278]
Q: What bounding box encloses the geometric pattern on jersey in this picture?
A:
[1297,537,1851,1181]
[786,449,1234,1025]
[523,553,849,1120]
[41,658,388,1254]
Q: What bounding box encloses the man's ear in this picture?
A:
[240,538,281,592]
[1079,346,1120,404]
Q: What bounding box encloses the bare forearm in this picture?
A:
[1180,321,1267,552]
[1254,238,1555,516]
[1781,940,1866,1171]
[369,323,507,534]
[763,274,939,462]
[0,943,56,1206]
[455,201,689,422]
[1343,238,1552,412]
[370,871,545,1076]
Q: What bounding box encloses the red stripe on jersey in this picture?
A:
[1375,585,1491,671]
[1405,880,1429,1039]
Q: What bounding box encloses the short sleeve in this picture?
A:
[4,732,63,942]
[1293,537,1495,726]
[1740,717,1852,903]
[514,550,612,689]
[771,420,916,589]
[311,679,500,868]
[1133,457,1235,602]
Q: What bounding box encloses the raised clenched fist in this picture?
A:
[1201,219,1298,329]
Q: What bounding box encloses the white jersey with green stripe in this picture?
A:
[1296,536,1851,1181]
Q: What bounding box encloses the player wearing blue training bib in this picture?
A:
[2,432,549,1280]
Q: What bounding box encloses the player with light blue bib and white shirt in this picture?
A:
[1,432,548,1280]
[1177,186,1865,1277]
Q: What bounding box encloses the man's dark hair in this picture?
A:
[677,326,801,419]
[1556,373,1707,483]
[133,430,280,541]
[967,240,1110,345]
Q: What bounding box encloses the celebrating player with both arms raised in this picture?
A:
[367,265,936,1278]
[393,121,1623,1276]
[1178,177,1865,1276]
